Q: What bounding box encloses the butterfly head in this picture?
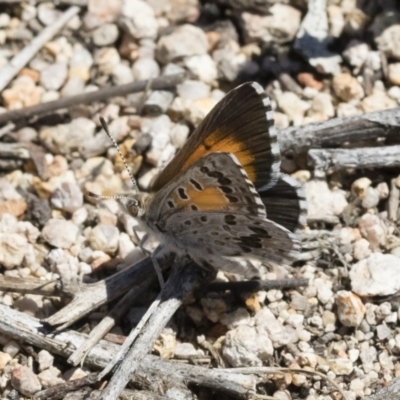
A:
[116,192,152,218]
[87,191,146,218]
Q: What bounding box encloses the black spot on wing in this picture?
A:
[178,188,188,200]
[224,214,236,225]
[226,195,239,203]
[237,236,263,249]
[200,216,207,222]
[190,179,203,191]
[239,245,252,253]
[207,170,223,179]
[218,177,232,185]
[220,186,233,193]
[250,226,272,239]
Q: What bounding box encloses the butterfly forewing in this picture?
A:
[151,82,281,193]
[146,152,266,226]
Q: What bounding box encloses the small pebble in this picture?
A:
[333,72,364,101]
[336,291,365,327]
[156,24,208,64]
[92,23,119,46]
[38,350,54,372]
[42,219,79,249]
[11,365,42,396]
[350,253,400,296]
[89,224,119,254]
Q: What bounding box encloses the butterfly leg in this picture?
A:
[137,232,165,288]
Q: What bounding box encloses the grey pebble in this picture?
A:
[119,0,158,40]
[133,133,152,155]
[61,76,85,98]
[177,80,210,100]
[112,63,134,85]
[89,224,119,254]
[132,58,160,81]
[50,182,83,213]
[143,90,174,115]
[93,23,119,46]
[40,62,68,91]
[42,219,79,249]
[156,24,208,64]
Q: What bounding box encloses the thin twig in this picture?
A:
[97,292,162,380]
[308,145,400,170]
[68,273,156,366]
[0,276,68,297]
[0,73,185,126]
[279,107,400,154]
[98,262,204,400]
[34,374,98,400]
[204,278,309,292]
[0,6,80,92]
[43,257,159,329]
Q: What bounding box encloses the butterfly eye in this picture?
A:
[128,200,140,217]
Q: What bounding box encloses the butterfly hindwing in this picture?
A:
[165,212,300,273]
[260,174,308,233]
[151,82,280,193]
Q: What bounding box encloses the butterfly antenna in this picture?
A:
[99,116,139,193]
[87,191,129,200]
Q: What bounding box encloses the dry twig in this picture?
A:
[0,304,257,398]
[98,262,204,400]
[308,145,400,170]
[43,257,158,329]
[279,107,400,154]
[0,6,80,92]
[0,74,185,126]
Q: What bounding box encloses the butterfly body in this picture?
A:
[101,81,307,278]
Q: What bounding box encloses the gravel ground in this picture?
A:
[0,1,400,399]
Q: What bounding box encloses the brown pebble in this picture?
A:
[11,365,42,396]
[245,293,261,313]
[0,199,27,218]
[206,323,229,340]
[297,72,323,90]
[18,68,40,83]
[206,31,221,50]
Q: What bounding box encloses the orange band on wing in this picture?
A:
[173,186,228,211]
[181,130,256,182]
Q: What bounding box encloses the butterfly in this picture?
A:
[93,82,307,279]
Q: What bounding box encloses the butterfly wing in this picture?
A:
[165,212,300,272]
[145,152,299,273]
[151,81,280,193]
[147,152,267,229]
[259,174,308,233]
